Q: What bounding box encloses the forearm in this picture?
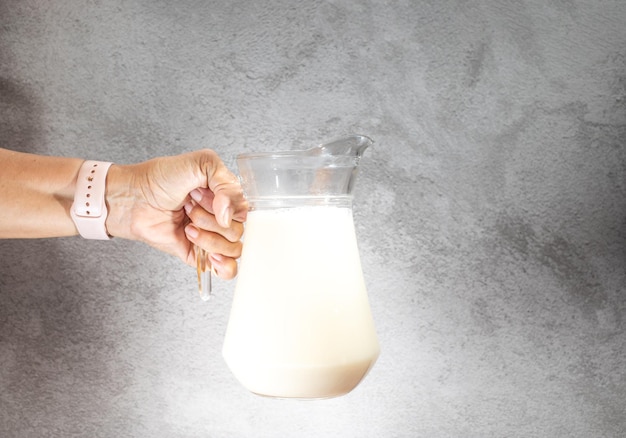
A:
[0,148,83,238]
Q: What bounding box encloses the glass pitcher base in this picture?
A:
[250,391,350,401]
[226,355,378,400]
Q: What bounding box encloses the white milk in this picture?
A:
[222,206,380,399]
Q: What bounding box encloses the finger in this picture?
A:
[188,187,215,215]
[189,185,247,229]
[184,224,243,259]
[184,202,243,243]
[209,253,239,280]
[212,185,248,228]
[184,225,241,279]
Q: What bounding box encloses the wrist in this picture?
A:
[104,164,138,240]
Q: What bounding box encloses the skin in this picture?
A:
[0,147,247,279]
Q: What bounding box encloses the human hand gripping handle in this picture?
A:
[185,186,241,300]
[104,149,247,286]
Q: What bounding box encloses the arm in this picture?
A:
[0,147,247,278]
[0,148,83,238]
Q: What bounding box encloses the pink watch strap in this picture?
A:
[70,160,114,240]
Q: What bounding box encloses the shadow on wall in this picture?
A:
[0,76,108,424]
[0,237,122,429]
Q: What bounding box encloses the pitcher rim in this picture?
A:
[236,134,373,161]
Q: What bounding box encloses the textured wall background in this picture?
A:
[1,1,625,437]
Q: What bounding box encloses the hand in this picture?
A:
[105,149,247,279]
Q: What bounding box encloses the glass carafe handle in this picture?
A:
[196,245,212,301]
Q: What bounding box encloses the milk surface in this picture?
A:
[223,206,380,399]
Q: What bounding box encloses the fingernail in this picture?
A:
[185,224,199,239]
[210,253,224,264]
[184,202,193,215]
[190,189,203,203]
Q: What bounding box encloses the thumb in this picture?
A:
[192,149,247,227]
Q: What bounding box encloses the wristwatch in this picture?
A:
[70,160,114,240]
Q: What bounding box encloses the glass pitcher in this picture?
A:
[222,134,380,399]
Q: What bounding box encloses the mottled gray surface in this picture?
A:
[1,0,625,437]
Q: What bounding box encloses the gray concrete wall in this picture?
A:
[1,1,625,436]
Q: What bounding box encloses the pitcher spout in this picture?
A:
[310,134,373,162]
